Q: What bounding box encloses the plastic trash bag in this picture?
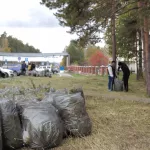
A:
[16,100,38,129]
[0,113,2,150]
[69,87,85,103]
[53,93,92,137]
[16,100,37,115]
[114,78,123,91]
[22,102,63,149]
[0,99,23,149]
[43,88,68,103]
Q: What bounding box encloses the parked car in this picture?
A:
[0,67,14,77]
[35,66,52,77]
[51,67,59,74]
[2,64,21,76]
[0,70,6,78]
[26,70,38,76]
[35,66,52,72]
[9,64,22,76]
[26,69,52,77]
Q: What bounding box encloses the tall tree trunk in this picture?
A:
[111,0,116,62]
[135,35,139,80]
[137,2,144,81]
[143,16,150,95]
[141,28,146,83]
[138,30,143,79]
[138,1,150,95]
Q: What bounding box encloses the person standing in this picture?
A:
[28,62,31,71]
[21,61,27,75]
[31,62,35,71]
[118,62,130,92]
[111,61,117,90]
[107,61,114,91]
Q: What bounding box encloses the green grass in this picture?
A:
[1,74,150,150]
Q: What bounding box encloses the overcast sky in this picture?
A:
[0,0,104,53]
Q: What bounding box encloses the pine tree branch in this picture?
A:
[116,6,140,16]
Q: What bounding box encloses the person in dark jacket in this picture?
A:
[31,63,35,71]
[111,61,117,90]
[118,62,130,92]
[21,61,27,75]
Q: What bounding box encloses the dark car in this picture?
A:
[0,70,6,78]
[51,67,60,74]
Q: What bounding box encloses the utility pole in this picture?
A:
[111,0,116,62]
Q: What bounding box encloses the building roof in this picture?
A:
[0,52,69,57]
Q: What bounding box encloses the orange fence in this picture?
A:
[67,66,108,76]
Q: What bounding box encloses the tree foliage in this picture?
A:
[85,45,99,61]
[40,0,150,46]
[105,3,139,59]
[84,45,109,65]
[89,50,109,66]
[41,0,150,95]
[0,32,11,52]
[61,40,84,66]
[41,0,118,46]
[0,32,40,53]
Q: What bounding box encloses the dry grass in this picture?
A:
[52,99,150,150]
[1,74,150,150]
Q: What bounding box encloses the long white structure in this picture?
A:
[0,52,70,66]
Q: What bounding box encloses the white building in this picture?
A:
[0,52,70,66]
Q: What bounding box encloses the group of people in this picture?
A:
[27,62,36,71]
[21,61,36,75]
[108,61,130,92]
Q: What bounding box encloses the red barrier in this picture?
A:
[67,66,108,75]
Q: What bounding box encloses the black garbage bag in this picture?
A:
[16,100,38,115]
[69,87,85,102]
[43,88,68,103]
[22,102,63,149]
[53,93,92,137]
[16,100,38,129]
[114,78,123,91]
[0,100,23,149]
[0,114,2,150]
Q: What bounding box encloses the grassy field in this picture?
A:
[1,73,150,150]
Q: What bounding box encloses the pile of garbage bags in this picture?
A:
[0,87,92,150]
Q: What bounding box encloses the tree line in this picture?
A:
[0,32,40,53]
[41,0,150,96]
[61,40,109,67]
